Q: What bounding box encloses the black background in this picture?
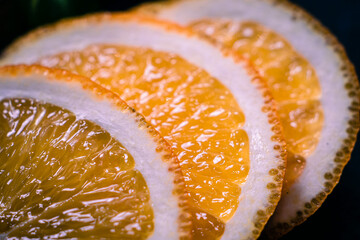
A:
[0,0,359,239]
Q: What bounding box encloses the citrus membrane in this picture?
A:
[0,98,154,239]
[38,44,250,239]
[38,45,250,223]
[0,65,189,239]
[189,19,324,193]
[1,14,286,239]
[135,0,360,236]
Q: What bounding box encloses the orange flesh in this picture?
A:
[190,20,324,190]
[0,98,153,239]
[39,45,250,238]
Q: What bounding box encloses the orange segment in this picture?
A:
[278,100,324,157]
[0,98,153,238]
[190,206,225,239]
[39,44,250,237]
[192,20,321,102]
[282,152,306,194]
[191,19,324,189]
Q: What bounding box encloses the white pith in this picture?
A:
[0,74,180,240]
[143,0,354,228]
[0,16,283,239]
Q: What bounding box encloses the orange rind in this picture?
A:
[0,65,190,239]
[0,13,286,239]
[135,0,360,237]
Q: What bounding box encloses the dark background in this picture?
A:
[0,0,359,239]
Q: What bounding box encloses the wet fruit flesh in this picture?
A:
[39,45,250,238]
[0,98,153,239]
[191,20,324,189]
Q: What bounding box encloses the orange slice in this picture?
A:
[135,0,360,236]
[0,65,189,239]
[1,14,286,239]
[189,19,324,194]
[39,45,250,223]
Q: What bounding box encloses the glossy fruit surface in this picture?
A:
[190,20,324,191]
[39,44,252,238]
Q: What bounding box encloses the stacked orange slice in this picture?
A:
[0,65,189,239]
[1,14,286,239]
[135,0,360,236]
[0,0,358,239]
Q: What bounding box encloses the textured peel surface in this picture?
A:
[38,44,251,239]
[190,20,324,191]
[0,97,153,239]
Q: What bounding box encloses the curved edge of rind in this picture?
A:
[135,1,360,238]
[0,64,193,239]
[0,12,192,65]
[200,27,287,239]
[134,5,289,238]
[0,12,289,239]
[262,0,360,238]
[230,51,287,239]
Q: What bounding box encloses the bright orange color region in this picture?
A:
[39,45,250,239]
[0,98,153,239]
[190,20,324,191]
